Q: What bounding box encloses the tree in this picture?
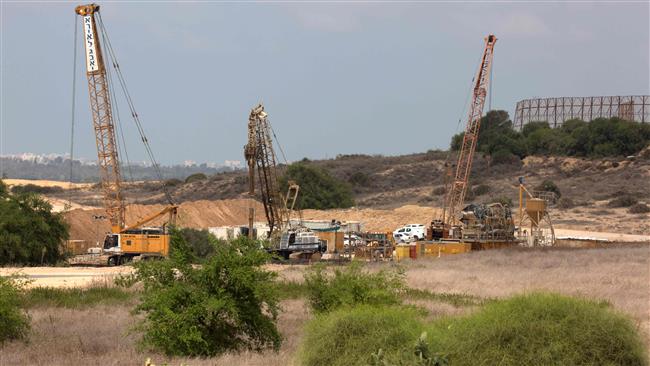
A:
[122,231,281,356]
[0,180,69,265]
[280,163,354,209]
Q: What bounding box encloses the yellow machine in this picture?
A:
[75,4,177,265]
[517,178,555,247]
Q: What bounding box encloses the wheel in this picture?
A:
[413,235,420,241]
[107,256,118,266]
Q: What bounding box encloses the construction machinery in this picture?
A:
[244,104,325,259]
[517,177,556,246]
[74,4,177,265]
[430,34,498,241]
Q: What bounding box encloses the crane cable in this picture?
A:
[96,13,174,206]
[67,15,78,211]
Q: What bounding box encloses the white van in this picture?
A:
[393,224,426,242]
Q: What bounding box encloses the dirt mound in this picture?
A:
[65,199,265,245]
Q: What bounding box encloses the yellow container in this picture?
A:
[395,245,411,262]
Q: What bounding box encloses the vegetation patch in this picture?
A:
[0,180,69,265]
[119,232,281,357]
[608,195,638,208]
[0,276,30,344]
[23,285,133,309]
[280,162,354,209]
[629,203,650,214]
[403,288,486,308]
[451,111,650,159]
[304,262,405,313]
[297,305,427,366]
[426,293,648,366]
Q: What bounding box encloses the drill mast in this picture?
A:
[245,104,290,237]
[444,34,497,226]
[75,4,124,233]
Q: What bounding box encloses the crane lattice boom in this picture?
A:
[444,34,497,226]
[75,4,124,233]
[245,104,289,237]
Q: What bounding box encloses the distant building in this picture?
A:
[513,95,649,130]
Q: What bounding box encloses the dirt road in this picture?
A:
[0,267,133,288]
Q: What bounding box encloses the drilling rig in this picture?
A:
[244,104,325,259]
[429,35,515,246]
[74,4,177,265]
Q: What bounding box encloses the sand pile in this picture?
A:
[65,199,265,244]
[301,205,441,232]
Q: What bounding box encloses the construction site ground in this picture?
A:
[1,245,648,365]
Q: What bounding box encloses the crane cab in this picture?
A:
[102,227,170,264]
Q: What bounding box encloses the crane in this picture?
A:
[244,104,324,258]
[75,4,177,265]
[433,34,497,239]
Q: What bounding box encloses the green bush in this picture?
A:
[0,276,30,344]
[164,178,182,187]
[175,227,219,261]
[10,184,63,195]
[0,181,69,265]
[426,293,648,366]
[280,163,354,209]
[184,173,207,184]
[472,184,490,196]
[348,172,370,187]
[628,203,650,214]
[304,263,405,314]
[23,285,132,309]
[535,179,562,199]
[122,233,280,356]
[491,196,513,207]
[297,305,426,366]
[608,195,638,208]
[448,112,650,159]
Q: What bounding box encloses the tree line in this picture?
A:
[451,111,650,163]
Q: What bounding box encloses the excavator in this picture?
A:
[244,104,325,259]
[74,4,177,265]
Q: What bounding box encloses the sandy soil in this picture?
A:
[3,179,92,189]
[0,267,134,288]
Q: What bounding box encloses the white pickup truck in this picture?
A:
[393,224,426,242]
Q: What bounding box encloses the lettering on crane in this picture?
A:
[83,15,99,72]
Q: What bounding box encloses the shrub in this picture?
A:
[432,186,446,196]
[175,227,218,261]
[184,173,207,184]
[122,233,281,356]
[0,276,30,344]
[472,184,490,196]
[304,262,405,314]
[535,179,561,199]
[629,203,650,214]
[298,305,426,366]
[164,178,182,187]
[10,184,63,195]
[0,186,69,265]
[491,196,513,207]
[348,172,370,187]
[280,163,354,209]
[557,197,574,209]
[426,293,648,366]
[608,195,638,208]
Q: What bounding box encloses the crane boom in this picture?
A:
[245,104,288,237]
[444,34,497,226]
[75,4,124,233]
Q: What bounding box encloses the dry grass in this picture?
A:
[1,246,648,364]
[0,300,309,366]
[401,246,650,344]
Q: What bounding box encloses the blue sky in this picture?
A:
[1,1,648,165]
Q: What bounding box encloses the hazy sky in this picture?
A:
[1,1,649,165]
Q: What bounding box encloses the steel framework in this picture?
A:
[76,4,124,233]
[444,34,497,226]
[514,95,649,129]
[245,104,289,237]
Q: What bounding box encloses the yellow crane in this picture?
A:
[75,4,177,265]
